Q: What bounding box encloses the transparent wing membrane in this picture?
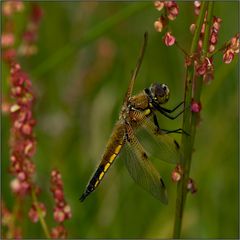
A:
[140,117,181,164]
[124,134,168,204]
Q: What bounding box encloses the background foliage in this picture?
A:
[2,1,239,238]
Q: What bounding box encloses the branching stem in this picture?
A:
[31,189,51,239]
[173,2,214,238]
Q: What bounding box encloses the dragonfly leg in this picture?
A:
[153,114,189,135]
[161,128,189,136]
[151,101,185,120]
[153,114,161,133]
[158,107,185,120]
[160,101,184,113]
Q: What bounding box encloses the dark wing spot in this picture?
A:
[160,178,166,189]
[142,152,148,160]
[174,140,180,149]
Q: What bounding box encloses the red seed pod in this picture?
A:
[31,4,43,24]
[51,225,67,239]
[187,178,197,194]
[154,15,167,33]
[230,33,239,53]
[154,1,164,11]
[171,164,183,182]
[163,32,176,46]
[53,208,65,223]
[223,49,235,64]
[191,100,202,113]
[196,61,207,76]
[1,33,15,48]
[28,202,46,223]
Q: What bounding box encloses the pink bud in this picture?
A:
[28,205,39,223]
[167,13,177,21]
[54,208,65,223]
[171,164,183,182]
[1,33,15,47]
[18,172,26,181]
[63,205,72,219]
[24,141,34,155]
[10,104,21,113]
[163,32,176,46]
[189,24,196,34]
[10,178,21,193]
[28,203,46,223]
[166,1,179,20]
[31,4,43,24]
[187,178,197,194]
[198,39,203,49]
[209,44,215,53]
[230,34,239,53]
[194,1,201,15]
[191,100,202,113]
[22,124,32,135]
[154,19,163,33]
[210,32,218,45]
[3,49,16,62]
[194,1,201,8]
[54,189,64,200]
[171,171,181,182]
[23,31,36,43]
[51,225,67,238]
[223,49,234,64]
[154,1,164,11]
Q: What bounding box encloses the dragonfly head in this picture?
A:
[147,83,170,105]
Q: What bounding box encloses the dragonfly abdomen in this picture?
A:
[80,123,125,202]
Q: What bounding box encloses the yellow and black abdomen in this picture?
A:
[80,121,126,202]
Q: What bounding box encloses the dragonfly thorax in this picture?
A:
[145,83,170,106]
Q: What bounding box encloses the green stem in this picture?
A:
[207,41,229,58]
[175,40,189,56]
[31,189,51,239]
[173,2,209,238]
[192,1,214,131]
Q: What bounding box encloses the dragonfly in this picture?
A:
[80,32,185,204]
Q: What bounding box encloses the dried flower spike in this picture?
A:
[50,169,72,223]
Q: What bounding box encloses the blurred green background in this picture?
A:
[2,1,239,238]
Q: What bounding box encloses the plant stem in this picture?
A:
[173,2,209,238]
[192,2,214,137]
[31,189,51,239]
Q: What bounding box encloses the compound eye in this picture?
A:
[150,83,170,104]
[162,84,167,91]
[161,84,169,95]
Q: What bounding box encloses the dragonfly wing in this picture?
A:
[137,117,181,164]
[124,133,168,204]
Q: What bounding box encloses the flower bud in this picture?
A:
[163,32,176,46]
